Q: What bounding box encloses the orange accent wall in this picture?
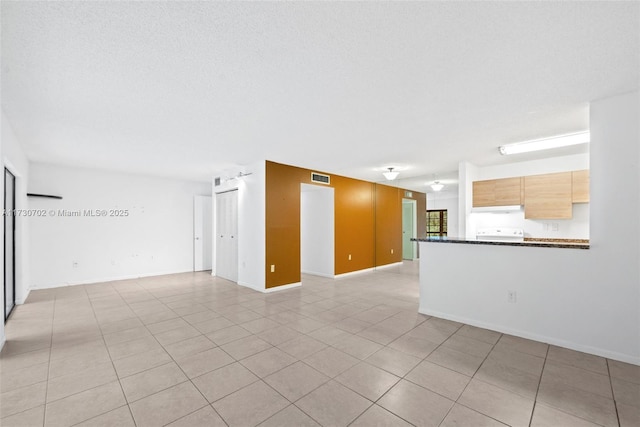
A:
[333,175,375,275]
[265,161,426,289]
[375,183,402,266]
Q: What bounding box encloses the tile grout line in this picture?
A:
[41,292,58,427]
[527,343,550,427]
[87,281,139,427]
[606,358,622,427]
[42,292,58,427]
[416,322,488,426]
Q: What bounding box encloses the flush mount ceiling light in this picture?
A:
[498,131,590,155]
[430,181,444,192]
[383,167,400,181]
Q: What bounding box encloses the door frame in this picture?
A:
[401,198,417,260]
[193,195,212,272]
[4,168,16,322]
[215,189,239,282]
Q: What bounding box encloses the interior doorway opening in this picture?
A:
[402,198,417,260]
[300,183,335,278]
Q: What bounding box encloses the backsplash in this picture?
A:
[469,203,589,239]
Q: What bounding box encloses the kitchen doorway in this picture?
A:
[402,199,417,260]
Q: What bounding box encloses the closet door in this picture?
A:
[215,190,238,282]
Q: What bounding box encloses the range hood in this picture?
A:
[471,205,522,213]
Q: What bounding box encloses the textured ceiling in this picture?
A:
[1,1,638,190]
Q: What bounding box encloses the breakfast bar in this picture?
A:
[416,236,589,250]
[413,236,596,356]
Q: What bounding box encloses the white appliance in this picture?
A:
[476,227,524,242]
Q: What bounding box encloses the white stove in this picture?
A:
[476,227,524,242]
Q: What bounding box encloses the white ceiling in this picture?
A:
[2,2,638,192]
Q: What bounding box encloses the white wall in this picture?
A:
[478,153,589,180]
[301,184,334,277]
[420,91,640,364]
[212,161,266,291]
[458,161,479,238]
[28,163,211,288]
[427,192,458,237]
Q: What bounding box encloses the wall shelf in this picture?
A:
[27,193,63,200]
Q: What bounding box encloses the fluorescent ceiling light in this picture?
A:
[383,167,399,180]
[430,181,444,191]
[499,131,590,155]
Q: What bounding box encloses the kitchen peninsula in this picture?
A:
[414,235,601,358]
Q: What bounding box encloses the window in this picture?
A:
[427,209,447,237]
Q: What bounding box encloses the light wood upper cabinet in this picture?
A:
[524,172,572,219]
[572,170,590,203]
[472,177,522,207]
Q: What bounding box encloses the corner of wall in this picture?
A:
[458,161,479,238]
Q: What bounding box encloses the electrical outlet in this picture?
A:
[72,261,78,268]
[348,254,352,261]
[270,264,275,273]
[507,290,517,303]
[552,223,559,232]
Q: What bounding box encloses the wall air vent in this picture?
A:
[214,177,221,187]
[311,172,330,185]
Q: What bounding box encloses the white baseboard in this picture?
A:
[0,332,5,353]
[263,282,302,293]
[375,262,403,270]
[419,306,640,366]
[29,269,198,290]
[334,267,375,279]
[301,270,335,278]
[16,288,31,305]
[237,280,263,292]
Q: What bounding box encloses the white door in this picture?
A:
[194,195,212,271]
[215,190,238,282]
[402,199,417,260]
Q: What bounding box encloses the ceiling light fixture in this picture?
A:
[383,167,399,181]
[499,131,590,156]
[430,181,444,192]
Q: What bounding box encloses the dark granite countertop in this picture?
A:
[412,237,590,250]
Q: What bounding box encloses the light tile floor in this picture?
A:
[1,262,638,426]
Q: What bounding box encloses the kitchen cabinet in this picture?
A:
[572,170,590,203]
[472,177,522,207]
[524,172,572,219]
